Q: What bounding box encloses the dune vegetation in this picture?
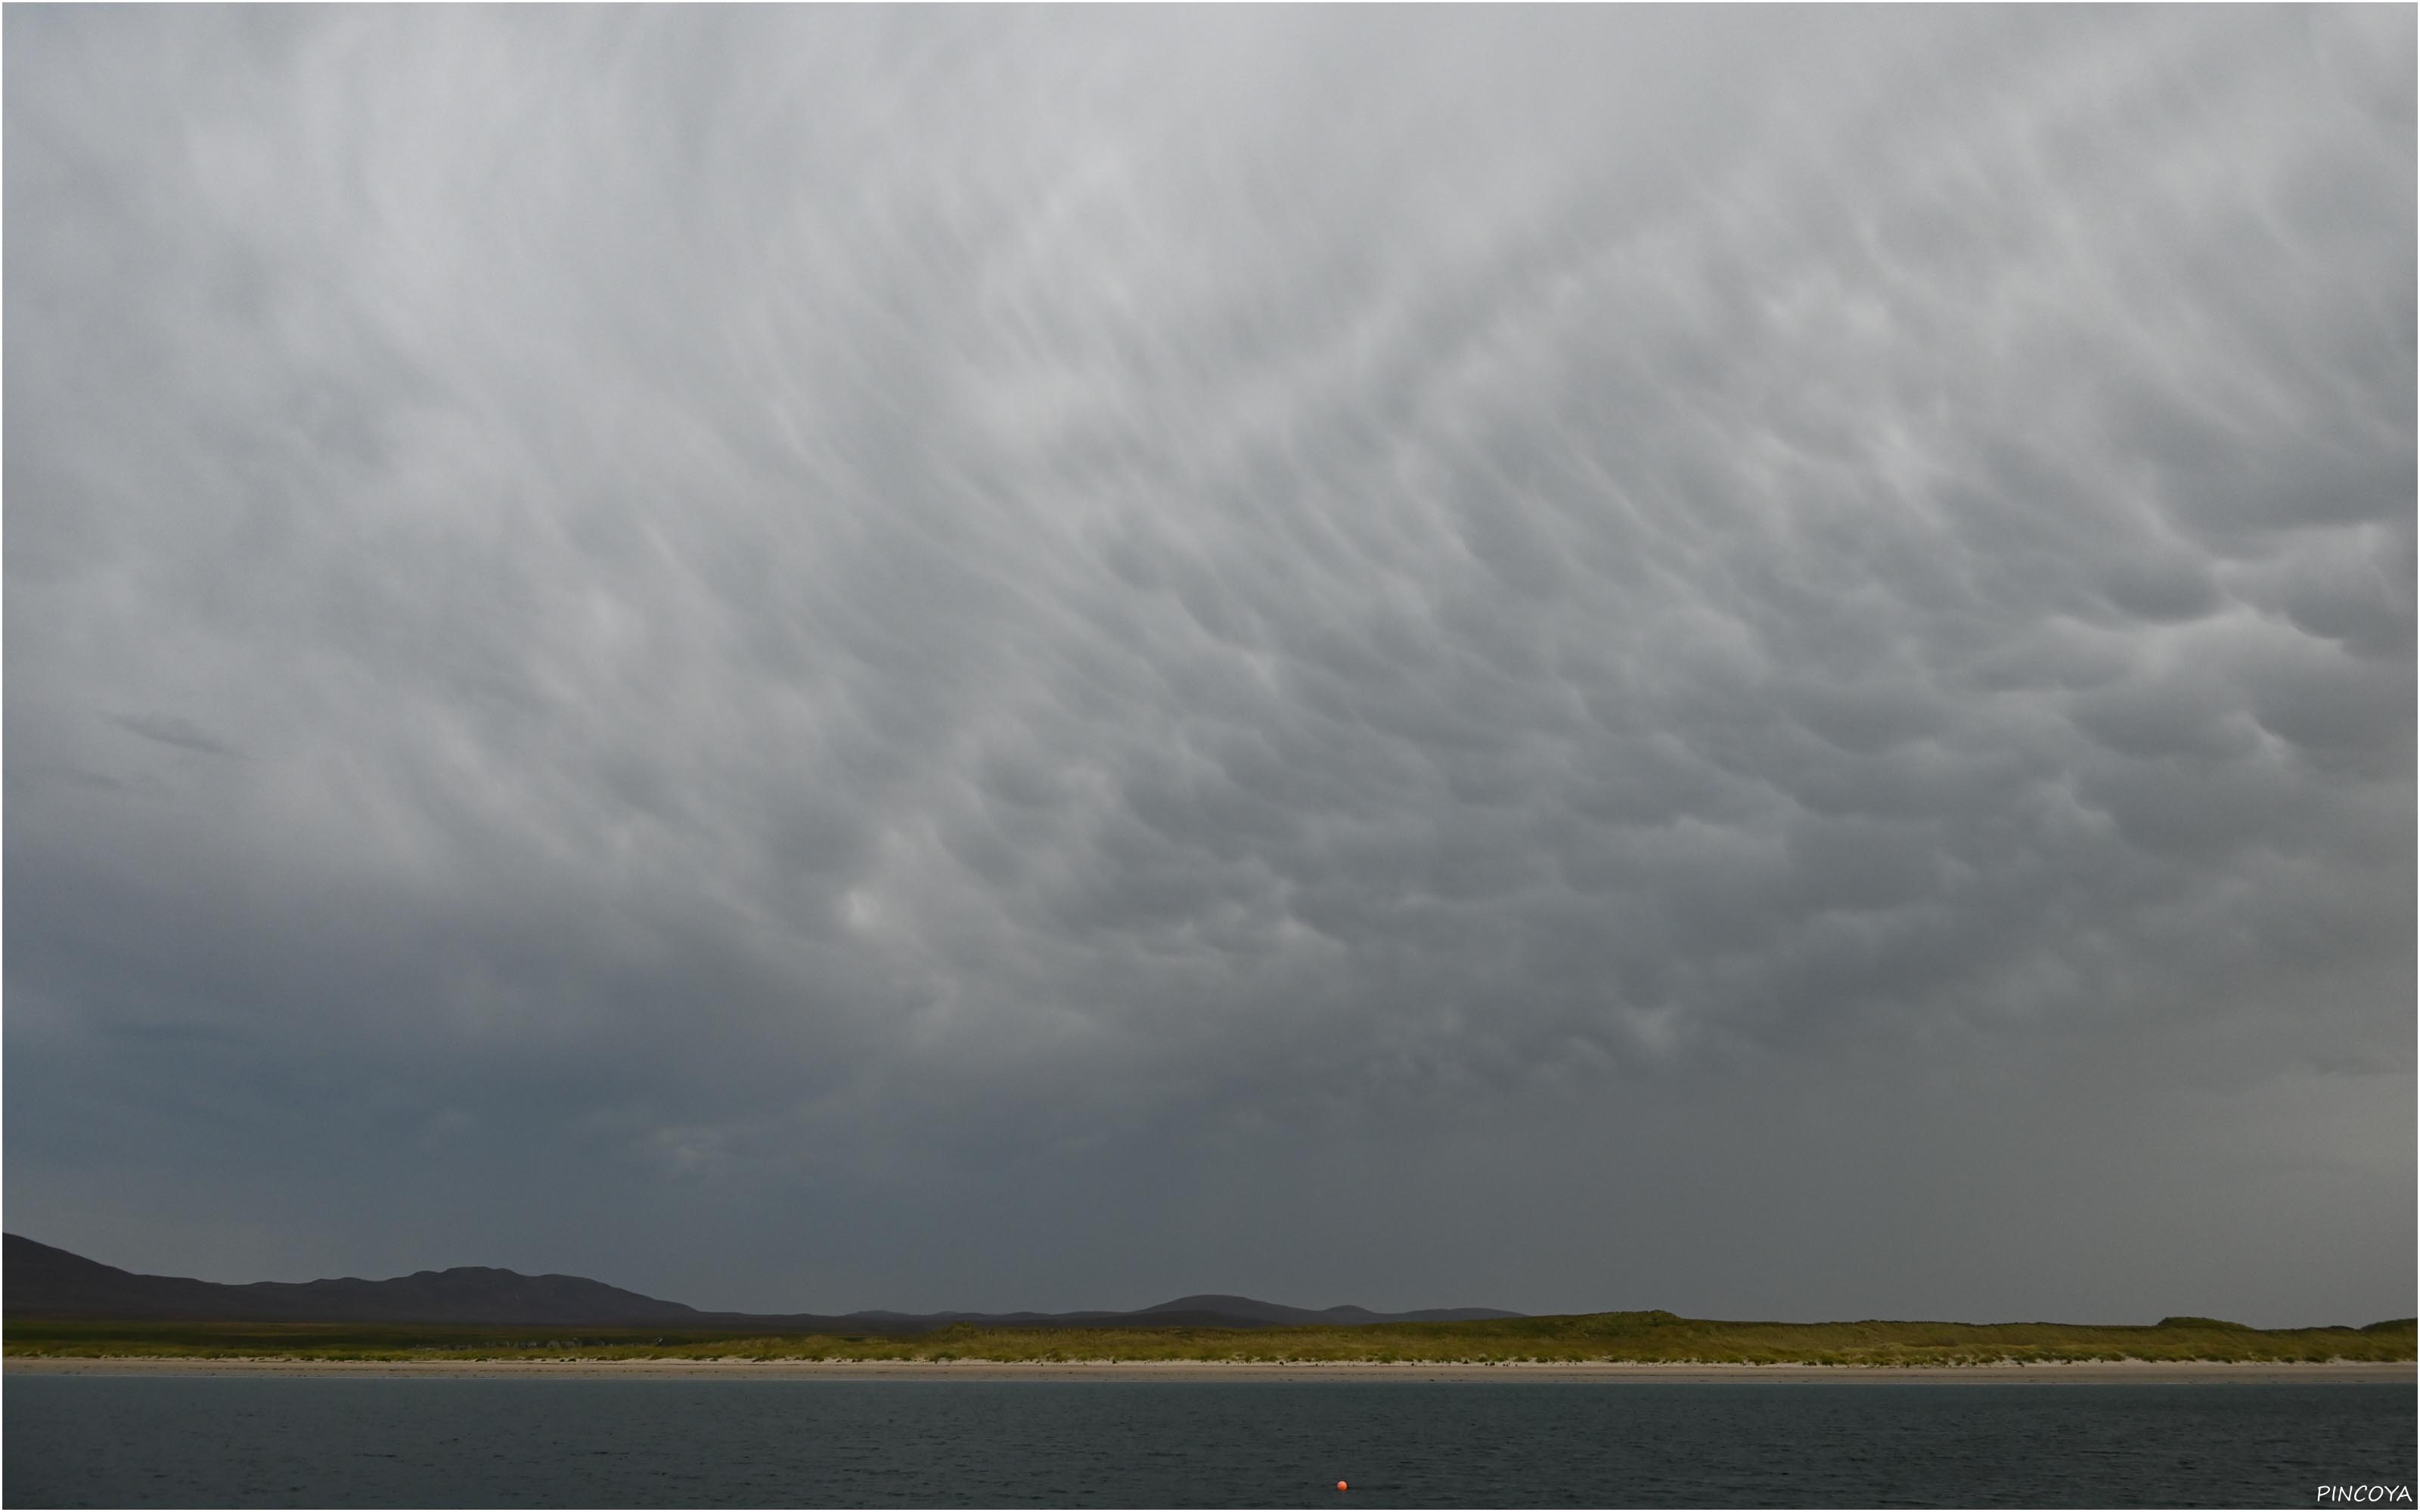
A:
[8,1312,2412,1366]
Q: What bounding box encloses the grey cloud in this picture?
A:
[5,8,2410,1325]
[112,713,241,758]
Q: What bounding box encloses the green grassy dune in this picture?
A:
[8,1312,2412,1366]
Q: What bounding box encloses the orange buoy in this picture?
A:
[1336,1482,1348,1492]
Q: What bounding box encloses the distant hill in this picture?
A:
[1134,1294,1523,1326]
[2,1235,1521,1331]
[4,1234,706,1325]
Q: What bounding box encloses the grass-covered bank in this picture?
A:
[8,1312,2412,1366]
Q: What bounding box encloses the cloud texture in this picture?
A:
[6,7,2412,1325]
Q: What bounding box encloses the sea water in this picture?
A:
[5,1376,2411,1507]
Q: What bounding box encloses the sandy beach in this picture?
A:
[8,1357,2408,1385]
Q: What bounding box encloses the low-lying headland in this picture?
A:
[11,1356,2410,1385]
[10,1235,2407,1375]
[10,1312,2413,1371]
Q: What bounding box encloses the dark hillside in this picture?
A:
[4,1235,704,1325]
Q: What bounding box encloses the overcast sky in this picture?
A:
[6,7,2412,1328]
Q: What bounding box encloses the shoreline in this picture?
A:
[8,1357,2409,1384]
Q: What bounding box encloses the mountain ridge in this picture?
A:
[1,1235,1521,1330]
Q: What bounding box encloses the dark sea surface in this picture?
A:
[5,1376,2412,1508]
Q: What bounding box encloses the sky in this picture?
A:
[5,7,2412,1328]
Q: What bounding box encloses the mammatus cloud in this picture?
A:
[6,7,2410,1323]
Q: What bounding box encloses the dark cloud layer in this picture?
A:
[7,8,2411,1325]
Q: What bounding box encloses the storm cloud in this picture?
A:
[6,7,2411,1326]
